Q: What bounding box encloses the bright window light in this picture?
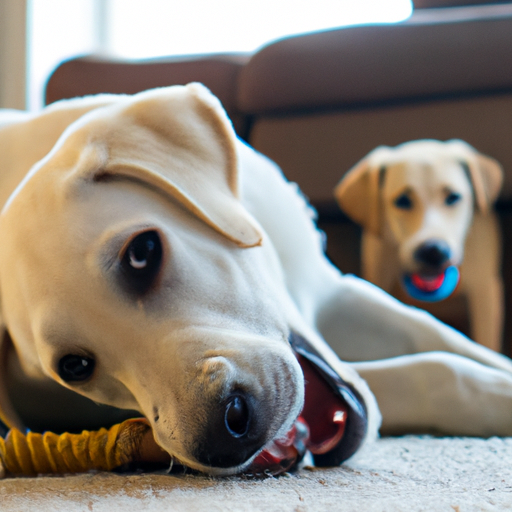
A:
[107,0,413,58]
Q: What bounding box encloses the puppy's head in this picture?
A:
[0,84,305,474]
[335,139,503,276]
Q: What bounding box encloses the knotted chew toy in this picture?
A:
[0,418,170,478]
[402,266,460,302]
[0,334,367,478]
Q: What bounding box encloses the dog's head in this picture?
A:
[0,84,307,474]
[335,139,503,277]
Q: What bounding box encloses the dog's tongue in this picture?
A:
[245,354,350,477]
[410,272,445,292]
[246,418,309,476]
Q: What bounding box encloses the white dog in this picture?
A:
[334,140,503,352]
[1,86,512,477]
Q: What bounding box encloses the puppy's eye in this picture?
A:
[394,193,413,210]
[445,192,461,206]
[120,230,163,294]
[58,354,95,383]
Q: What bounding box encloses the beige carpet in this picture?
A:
[1,436,512,511]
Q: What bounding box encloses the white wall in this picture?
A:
[28,0,104,110]
[0,0,28,109]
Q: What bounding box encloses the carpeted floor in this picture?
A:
[2,436,512,511]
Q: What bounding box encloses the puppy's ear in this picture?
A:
[334,147,391,236]
[446,139,503,214]
[69,83,262,248]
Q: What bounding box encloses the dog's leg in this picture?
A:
[318,274,512,373]
[466,276,503,352]
[462,213,504,352]
[352,352,512,436]
[361,233,397,293]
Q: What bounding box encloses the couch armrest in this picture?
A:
[45,54,250,135]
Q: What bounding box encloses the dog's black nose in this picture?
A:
[194,391,267,468]
[414,239,451,268]
[225,395,250,437]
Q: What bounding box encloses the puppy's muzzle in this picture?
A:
[413,238,451,272]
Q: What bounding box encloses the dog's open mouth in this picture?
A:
[411,272,446,292]
[244,333,368,477]
[402,266,460,303]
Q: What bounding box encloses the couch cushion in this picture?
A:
[237,4,512,115]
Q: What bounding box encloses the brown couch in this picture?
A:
[45,1,512,354]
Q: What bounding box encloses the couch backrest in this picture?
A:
[239,5,512,205]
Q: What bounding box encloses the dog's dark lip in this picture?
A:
[241,332,368,477]
[289,333,368,466]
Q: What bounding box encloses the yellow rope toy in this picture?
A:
[0,419,170,478]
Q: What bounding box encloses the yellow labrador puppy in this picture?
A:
[335,140,503,352]
[1,88,512,477]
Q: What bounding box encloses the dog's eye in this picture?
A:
[394,193,413,210]
[120,230,163,294]
[445,192,461,206]
[58,355,95,383]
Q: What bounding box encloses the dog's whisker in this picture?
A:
[166,455,174,474]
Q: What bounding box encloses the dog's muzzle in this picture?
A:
[402,239,460,302]
[160,332,369,476]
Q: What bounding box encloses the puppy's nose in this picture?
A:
[194,391,267,468]
[414,239,451,267]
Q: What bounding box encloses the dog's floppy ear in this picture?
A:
[334,147,392,236]
[446,139,503,214]
[68,83,262,248]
